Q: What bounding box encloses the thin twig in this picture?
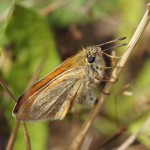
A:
[0,78,20,150]
[69,3,150,150]
[116,117,150,150]
[6,121,20,150]
[0,78,16,103]
[0,78,31,150]
[23,123,31,150]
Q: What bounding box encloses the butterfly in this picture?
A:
[12,37,126,122]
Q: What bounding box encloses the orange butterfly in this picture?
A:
[13,37,126,122]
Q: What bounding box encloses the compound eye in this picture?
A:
[87,55,95,63]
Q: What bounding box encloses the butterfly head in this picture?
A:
[85,46,106,82]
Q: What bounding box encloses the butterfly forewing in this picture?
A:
[14,68,84,121]
[12,38,126,122]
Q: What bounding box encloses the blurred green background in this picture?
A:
[0,0,150,150]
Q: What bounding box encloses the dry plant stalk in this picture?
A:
[69,3,150,150]
[22,123,31,150]
[5,121,20,150]
[0,78,31,150]
[116,117,150,150]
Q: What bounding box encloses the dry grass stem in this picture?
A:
[23,123,31,150]
[69,3,150,150]
[0,78,31,150]
[0,78,16,102]
[116,117,150,150]
[0,78,19,149]
[6,121,20,150]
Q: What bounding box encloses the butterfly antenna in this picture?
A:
[97,37,126,47]
[102,43,127,52]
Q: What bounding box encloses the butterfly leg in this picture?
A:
[78,87,98,106]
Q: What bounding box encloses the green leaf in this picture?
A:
[2,4,60,96]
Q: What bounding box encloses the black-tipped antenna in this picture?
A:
[102,43,127,52]
[97,37,126,47]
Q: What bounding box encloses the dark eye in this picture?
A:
[87,55,95,63]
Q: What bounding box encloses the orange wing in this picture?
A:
[13,51,85,114]
[13,52,84,120]
[13,69,84,121]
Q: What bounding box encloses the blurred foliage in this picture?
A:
[0,2,60,150]
[0,0,150,150]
